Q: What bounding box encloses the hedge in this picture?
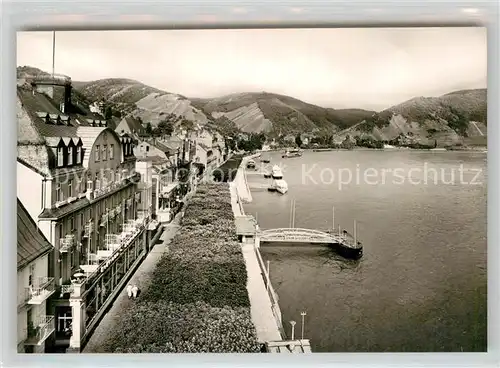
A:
[212,155,243,182]
[101,183,260,353]
[106,301,260,353]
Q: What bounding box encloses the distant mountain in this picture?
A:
[17,66,487,146]
[333,89,487,147]
[191,92,376,135]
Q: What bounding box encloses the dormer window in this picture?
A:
[102,145,107,161]
[57,147,64,167]
[76,146,82,164]
[68,146,74,165]
[109,144,114,160]
[95,145,100,162]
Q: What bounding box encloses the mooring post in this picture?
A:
[300,311,307,340]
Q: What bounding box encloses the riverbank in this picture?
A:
[230,159,283,344]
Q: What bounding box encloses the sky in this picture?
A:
[17,27,486,111]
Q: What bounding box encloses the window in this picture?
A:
[68,179,73,197]
[28,264,35,286]
[56,184,62,202]
[68,146,74,165]
[76,146,82,164]
[102,145,107,161]
[95,145,100,161]
[109,144,114,159]
[80,213,84,227]
[70,216,75,231]
[57,147,64,167]
[95,173,100,191]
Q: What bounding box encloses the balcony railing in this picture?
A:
[24,315,55,346]
[18,277,55,307]
[100,213,109,227]
[59,235,75,253]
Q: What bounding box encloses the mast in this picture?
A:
[292,199,296,228]
[354,220,357,246]
[332,206,335,231]
[52,31,56,77]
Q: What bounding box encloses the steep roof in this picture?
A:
[117,115,144,135]
[17,199,53,270]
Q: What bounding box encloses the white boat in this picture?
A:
[271,165,283,179]
[383,144,396,149]
[430,148,447,151]
[282,148,302,158]
[274,179,288,194]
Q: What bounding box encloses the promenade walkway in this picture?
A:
[83,214,182,353]
[230,181,282,343]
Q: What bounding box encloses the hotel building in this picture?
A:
[17,76,149,352]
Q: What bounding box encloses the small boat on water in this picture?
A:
[246,159,256,169]
[282,148,302,158]
[271,165,283,179]
[268,179,288,194]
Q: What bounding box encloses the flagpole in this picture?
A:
[52,31,56,77]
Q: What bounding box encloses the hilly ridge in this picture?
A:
[16,66,487,146]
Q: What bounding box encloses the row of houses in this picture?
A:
[16,77,227,353]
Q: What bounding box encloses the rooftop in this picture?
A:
[235,215,257,236]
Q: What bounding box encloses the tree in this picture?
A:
[295,134,303,148]
[145,122,153,136]
[104,106,113,120]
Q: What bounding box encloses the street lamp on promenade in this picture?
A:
[300,311,307,340]
[290,320,296,341]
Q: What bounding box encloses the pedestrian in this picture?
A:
[131,284,139,299]
[126,284,133,299]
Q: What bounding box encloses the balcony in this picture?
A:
[59,235,75,253]
[23,315,55,346]
[19,277,55,306]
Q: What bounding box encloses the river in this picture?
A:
[243,149,487,352]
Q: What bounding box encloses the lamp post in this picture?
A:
[290,320,296,341]
[300,311,307,340]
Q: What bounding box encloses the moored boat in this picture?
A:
[327,229,363,259]
[274,179,288,194]
[246,159,256,169]
[282,148,303,158]
[271,165,283,179]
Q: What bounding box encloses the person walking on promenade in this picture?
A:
[126,284,133,299]
[131,284,139,299]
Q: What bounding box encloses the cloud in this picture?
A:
[16,27,486,110]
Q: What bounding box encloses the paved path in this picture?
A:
[241,242,282,343]
[83,215,182,353]
[230,181,282,343]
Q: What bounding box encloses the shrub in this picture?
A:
[143,258,249,307]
